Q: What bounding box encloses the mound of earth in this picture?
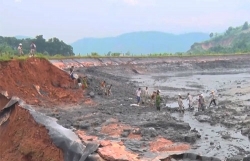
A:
[0,94,64,161]
[0,58,84,106]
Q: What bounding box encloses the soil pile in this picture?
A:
[0,58,83,106]
[0,94,64,161]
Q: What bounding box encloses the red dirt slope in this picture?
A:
[0,95,63,161]
[0,58,83,106]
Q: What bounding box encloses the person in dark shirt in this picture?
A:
[77,76,82,88]
[69,66,74,80]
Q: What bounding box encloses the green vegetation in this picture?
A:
[189,21,250,54]
[0,35,74,57]
[1,21,250,61]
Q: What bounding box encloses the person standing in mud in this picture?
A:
[155,90,162,111]
[178,94,184,113]
[199,94,206,111]
[136,88,142,105]
[100,81,106,94]
[106,84,112,96]
[187,93,193,109]
[208,91,217,108]
[142,87,149,104]
[150,91,157,107]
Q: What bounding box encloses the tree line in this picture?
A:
[0,35,74,56]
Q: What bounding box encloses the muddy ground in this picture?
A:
[39,55,250,160]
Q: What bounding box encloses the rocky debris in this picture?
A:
[150,137,190,152]
[87,153,105,161]
[241,128,250,135]
[183,133,200,143]
[221,132,231,139]
[121,129,131,137]
[227,155,244,161]
[159,153,221,161]
[97,140,141,161]
[243,155,250,161]
[141,127,158,138]
[195,115,211,123]
[101,123,131,137]
[76,130,98,144]
[89,91,95,98]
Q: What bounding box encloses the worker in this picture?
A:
[208,91,217,107]
[17,43,24,56]
[106,84,112,96]
[178,94,184,113]
[136,88,142,105]
[30,42,36,57]
[200,94,206,111]
[100,81,106,94]
[141,87,149,104]
[187,93,193,109]
[155,90,162,111]
[150,91,157,107]
[69,66,74,79]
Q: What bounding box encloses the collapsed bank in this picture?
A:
[1,56,250,161]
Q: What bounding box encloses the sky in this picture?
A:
[0,0,250,43]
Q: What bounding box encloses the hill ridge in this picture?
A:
[71,31,209,55]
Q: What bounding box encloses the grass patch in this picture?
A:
[1,52,250,62]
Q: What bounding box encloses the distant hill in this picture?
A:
[71,31,209,55]
[188,22,250,54]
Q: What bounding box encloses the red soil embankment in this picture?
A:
[0,58,84,106]
[0,95,63,161]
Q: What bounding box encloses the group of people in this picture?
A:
[100,81,112,96]
[135,86,217,112]
[17,42,36,57]
[69,66,88,89]
[136,87,162,110]
[178,91,217,113]
[68,66,218,113]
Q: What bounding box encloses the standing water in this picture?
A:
[131,72,250,159]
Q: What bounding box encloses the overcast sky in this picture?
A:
[0,0,250,43]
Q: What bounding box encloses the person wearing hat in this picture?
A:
[178,94,184,113]
[209,91,217,107]
[17,43,24,56]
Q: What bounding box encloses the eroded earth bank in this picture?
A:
[1,56,250,161]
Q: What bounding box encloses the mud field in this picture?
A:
[48,56,250,160]
[2,56,250,161]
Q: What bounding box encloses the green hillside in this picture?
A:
[188,22,250,54]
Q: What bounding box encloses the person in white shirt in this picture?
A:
[136,88,142,105]
[142,87,149,104]
[187,93,193,109]
[17,43,24,56]
[178,94,184,113]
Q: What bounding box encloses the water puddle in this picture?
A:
[131,71,250,159]
[172,111,250,160]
